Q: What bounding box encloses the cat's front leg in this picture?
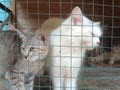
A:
[65,78,77,90]
[25,73,35,90]
[65,67,80,90]
[25,81,34,90]
[51,67,64,90]
[10,76,26,90]
[9,67,26,90]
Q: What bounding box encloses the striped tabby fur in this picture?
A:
[0,26,49,90]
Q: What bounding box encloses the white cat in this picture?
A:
[49,6,102,90]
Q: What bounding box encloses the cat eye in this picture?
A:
[30,47,34,51]
[21,47,25,51]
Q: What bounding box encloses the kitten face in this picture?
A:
[20,33,49,62]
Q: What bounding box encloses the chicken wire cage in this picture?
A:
[0,0,120,90]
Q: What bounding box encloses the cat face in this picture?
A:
[7,24,49,62]
[63,6,102,50]
[20,32,49,62]
[81,21,102,50]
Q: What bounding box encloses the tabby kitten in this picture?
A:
[0,25,49,90]
[49,6,102,90]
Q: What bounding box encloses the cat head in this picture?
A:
[63,6,102,50]
[7,24,49,62]
[20,32,49,62]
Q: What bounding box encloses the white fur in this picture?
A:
[49,6,102,90]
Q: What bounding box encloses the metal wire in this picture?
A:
[0,0,120,90]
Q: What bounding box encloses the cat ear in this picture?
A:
[16,30,26,41]
[36,32,48,44]
[71,6,83,25]
[7,24,26,41]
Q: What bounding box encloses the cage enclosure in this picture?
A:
[7,0,120,90]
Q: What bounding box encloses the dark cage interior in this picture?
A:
[8,0,120,90]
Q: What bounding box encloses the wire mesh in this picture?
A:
[0,0,120,90]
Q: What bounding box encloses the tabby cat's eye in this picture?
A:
[21,47,25,50]
[30,47,34,51]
